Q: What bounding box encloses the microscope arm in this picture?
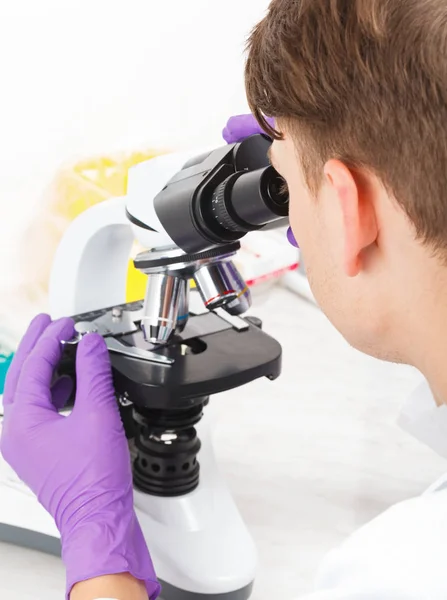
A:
[49,196,133,319]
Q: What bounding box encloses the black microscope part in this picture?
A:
[210,165,288,235]
[111,312,281,410]
[133,242,241,271]
[132,403,204,497]
[153,134,289,254]
[57,301,282,498]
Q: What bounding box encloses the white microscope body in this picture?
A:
[49,150,258,600]
[0,134,287,599]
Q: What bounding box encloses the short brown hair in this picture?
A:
[245,0,447,252]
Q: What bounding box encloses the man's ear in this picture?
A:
[324,159,378,277]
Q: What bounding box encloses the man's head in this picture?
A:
[245,0,447,365]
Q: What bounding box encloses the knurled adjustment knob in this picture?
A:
[211,174,245,233]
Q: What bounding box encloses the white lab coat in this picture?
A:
[304,379,447,599]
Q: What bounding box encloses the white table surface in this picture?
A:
[0,286,445,599]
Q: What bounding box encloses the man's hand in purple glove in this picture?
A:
[222,113,274,144]
[222,114,298,248]
[0,314,160,600]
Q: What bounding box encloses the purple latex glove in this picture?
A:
[222,113,274,144]
[223,114,299,249]
[287,227,299,248]
[0,314,160,600]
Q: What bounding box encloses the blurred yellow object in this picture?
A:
[21,147,169,308]
[57,151,164,221]
[52,150,169,303]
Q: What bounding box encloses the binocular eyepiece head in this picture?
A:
[153,134,289,255]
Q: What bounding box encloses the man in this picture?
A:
[2,0,447,598]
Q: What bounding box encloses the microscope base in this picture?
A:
[159,580,253,600]
[0,519,253,600]
[0,522,61,555]
[0,412,256,600]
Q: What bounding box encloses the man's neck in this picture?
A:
[407,290,447,407]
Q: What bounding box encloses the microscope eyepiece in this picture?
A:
[210,166,288,235]
[266,170,289,208]
[152,135,289,254]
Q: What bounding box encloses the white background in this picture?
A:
[0,0,268,289]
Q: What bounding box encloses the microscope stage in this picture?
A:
[58,300,282,410]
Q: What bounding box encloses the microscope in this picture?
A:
[0,134,287,600]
